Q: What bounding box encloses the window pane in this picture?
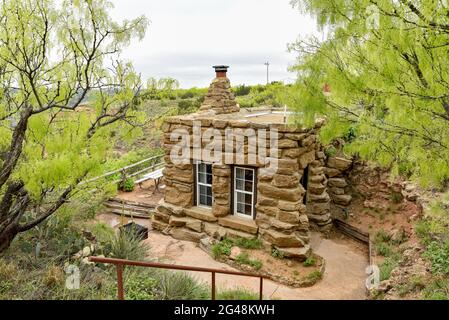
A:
[206,173,212,184]
[236,168,244,179]
[198,173,206,184]
[206,164,212,175]
[245,169,253,181]
[245,193,252,205]
[198,163,205,173]
[206,196,212,206]
[236,179,244,191]
[237,202,244,214]
[237,192,245,203]
[245,180,253,192]
[245,204,252,216]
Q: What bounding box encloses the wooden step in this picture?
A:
[108,208,154,219]
[107,198,156,209]
[104,202,152,215]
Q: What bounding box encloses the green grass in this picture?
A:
[303,256,316,267]
[235,252,263,270]
[271,247,284,259]
[217,288,259,300]
[211,237,262,259]
[379,253,402,281]
[211,238,233,259]
[233,237,263,250]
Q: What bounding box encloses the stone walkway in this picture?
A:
[97,213,368,300]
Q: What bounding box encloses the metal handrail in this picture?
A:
[81,154,164,185]
[89,256,267,300]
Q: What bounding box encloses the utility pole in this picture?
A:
[264,61,270,85]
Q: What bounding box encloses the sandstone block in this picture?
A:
[328,178,348,188]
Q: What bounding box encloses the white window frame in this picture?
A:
[233,166,255,220]
[196,161,213,209]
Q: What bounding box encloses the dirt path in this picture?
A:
[97,214,368,300]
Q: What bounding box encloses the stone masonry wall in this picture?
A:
[153,115,331,260]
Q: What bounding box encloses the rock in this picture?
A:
[170,228,205,242]
[329,187,345,195]
[81,257,94,265]
[276,245,311,261]
[278,201,305,212]
[332,194,352,206]
[328,178,348,188]
[261,229,304,247]
[327,157,352,171]
[277,210,300,224]
[229,246,242,260]
[298,151,316,169]
[152,219,169,232]
[82,246,91,257]
[218,216,258,234]
[272,173,300,188]
[307,183,326,195]
[325,168,341,178]
[199,237,213,253]
[186,220,203,233]
[258,183,304,202]
[278,139,298,149]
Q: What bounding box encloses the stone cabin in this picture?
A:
[153,66,352,259]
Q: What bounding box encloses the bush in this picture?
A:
[119,178,134,192]
[107,231,149,261]
[379,254,401,281]
[235,252,263,270]
[422,277,449,300]
[90,222,116,244]
[424,241,449,275]
[217,288,259,300]
[155,270,209,300]
[303,256,316,267]
[233,237,263,250]
[303,271,323,285]
[376,242,393,257]
[211,239,233,259]
[271,247,284,259]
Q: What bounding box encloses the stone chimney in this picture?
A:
[198,65,240,114]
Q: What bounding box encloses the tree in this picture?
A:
[0,0,148,254]
[287,0,449,187]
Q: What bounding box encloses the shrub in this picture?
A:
[90,222,116,244]
[108,231,149,261]
[235,252,263,270]
[211,239,233,259]
[155,270,209,300]
[379,254,401,281]
[303,256,316,267]
[376,242,393,257]
[217,288,259,300]
[303,271,323,285]
[271,247,284,259]
[423,241,449,275]
[124,270,158,300]
[233,237,263,250]
[119,178,134,192]
[422,277,449,300]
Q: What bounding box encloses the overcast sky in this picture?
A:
[109,0,319,88]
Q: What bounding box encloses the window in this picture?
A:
[196,162,213,208]
[233,167,255,219]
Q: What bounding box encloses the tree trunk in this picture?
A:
[0,223,19,255]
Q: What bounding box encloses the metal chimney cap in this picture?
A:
[213,65,229,72]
